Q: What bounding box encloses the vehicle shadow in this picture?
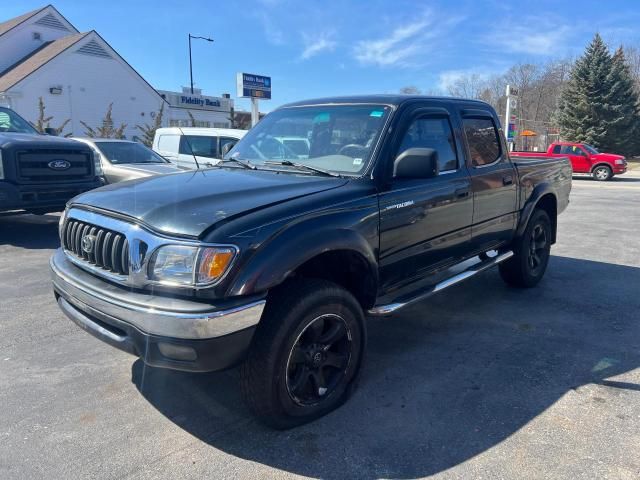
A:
[572,175,640,183]
[131,255,640,479]
[0,212,61,249]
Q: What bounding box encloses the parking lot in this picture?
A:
[1,172,639,479]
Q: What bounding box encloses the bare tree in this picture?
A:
[33,97,72,136]
[136,103,165,147]
[81,103,127,139]
[446,74,485,99]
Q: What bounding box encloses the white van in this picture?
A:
[152,127,247,169]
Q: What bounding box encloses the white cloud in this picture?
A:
[352,12,464,68]
[353,19,430,67]
[437,69,488,93]
[300,32,337,60]
[257,12,285,46]
[488,24,572,55]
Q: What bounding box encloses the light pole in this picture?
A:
[188,34,213,95]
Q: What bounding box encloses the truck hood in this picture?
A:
[71,168,348,237]
[0,132,87,149]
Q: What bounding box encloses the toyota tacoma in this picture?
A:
[51,95,572,428]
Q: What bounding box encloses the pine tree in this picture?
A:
[557,34,640,155]
[605,47,640,155]
[135,103,164,147]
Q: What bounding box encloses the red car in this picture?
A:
[511,142,627,181]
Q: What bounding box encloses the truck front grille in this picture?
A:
[17,149,93,183]
[62,219,130,275]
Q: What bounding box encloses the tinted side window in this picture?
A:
[463,118,501,167]
[552,145,561,154]
[560,145,585,156]
[179,135,218,158]
[398,117,458,172]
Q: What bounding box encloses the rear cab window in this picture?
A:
[462,117,501,167]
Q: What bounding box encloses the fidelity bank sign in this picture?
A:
[179,95,221,109]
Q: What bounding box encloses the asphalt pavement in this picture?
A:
[1,172,639,479]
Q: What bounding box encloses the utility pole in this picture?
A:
[188,34,213,95]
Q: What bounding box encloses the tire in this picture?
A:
[592,165,612,181]
[240,278,366,429]
[499,209,552,288]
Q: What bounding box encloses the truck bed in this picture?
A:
[511,155,572,214]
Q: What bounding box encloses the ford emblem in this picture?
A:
[48,159,71,170]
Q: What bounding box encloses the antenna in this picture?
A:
[176,125,201,169]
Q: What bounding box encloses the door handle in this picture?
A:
[502,175,513,186]
[455,187,470,198]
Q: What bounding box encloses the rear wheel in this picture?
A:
[240,279,366,429]
[500,209,552,288]
[592,165,612,181]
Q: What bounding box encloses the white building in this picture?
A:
[0,5,233,140]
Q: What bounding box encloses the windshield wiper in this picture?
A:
[219,157,256,170]
[264,160,341,177]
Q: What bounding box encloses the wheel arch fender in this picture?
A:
[516,183,558,243]
[590,162,613,173]
[227,226,379,306]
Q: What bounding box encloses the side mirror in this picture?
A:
[44,127,57,136]
[393,148,439,179]
[221,142,236,157]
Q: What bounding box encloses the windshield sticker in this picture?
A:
[313,112,330,123]
[353,158,363,165]
[370,110,384,118]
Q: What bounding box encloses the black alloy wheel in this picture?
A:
[286,313,352,406]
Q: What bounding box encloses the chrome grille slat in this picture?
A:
[62,218,130,277]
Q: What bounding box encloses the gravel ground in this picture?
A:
[1,172,639,479]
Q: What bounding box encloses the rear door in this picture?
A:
[378,102,473,292]
[459,107,517,253]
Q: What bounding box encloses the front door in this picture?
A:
[378,105,473,294]
[560,144,590,173]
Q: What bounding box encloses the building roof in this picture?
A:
[0,5,47,37]
[0,32,89,92]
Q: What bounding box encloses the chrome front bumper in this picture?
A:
[51,248,265,371]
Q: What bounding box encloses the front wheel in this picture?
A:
[240,279,366,429]
[500,209,552,288]
[592,165,612,181]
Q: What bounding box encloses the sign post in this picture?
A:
[504,85,518,149]
[236,73,271,127]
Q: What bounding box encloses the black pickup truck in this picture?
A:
[50,95,571,428]
[0,106,100,214]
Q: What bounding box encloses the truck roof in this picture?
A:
[280,94,493,109]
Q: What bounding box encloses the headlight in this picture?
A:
[0,149,4,180]
[148,245,236,286]
[615,159,625,165]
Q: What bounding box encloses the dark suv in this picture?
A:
[0,106,100,214]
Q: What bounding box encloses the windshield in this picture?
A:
[583,144,599,154]
[225,104,391,176]
[0,107,39,134]
[96,141,168,164]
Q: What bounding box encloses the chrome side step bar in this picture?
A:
[368,250,514,316]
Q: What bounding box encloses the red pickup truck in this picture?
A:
[511,142,627,181]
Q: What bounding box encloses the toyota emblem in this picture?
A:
[81,235,96,254]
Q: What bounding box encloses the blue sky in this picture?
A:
[5,0,640,111]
